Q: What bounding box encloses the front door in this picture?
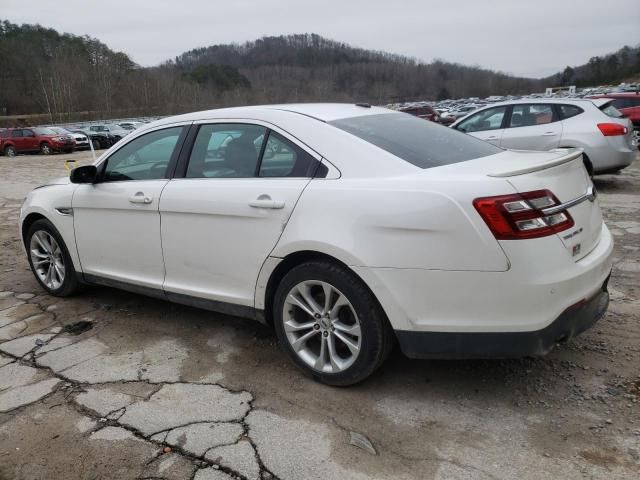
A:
[160,122,321,308]
[73,125,187,289]
[21,129,39,151]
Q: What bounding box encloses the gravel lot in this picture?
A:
[0,150,639,480]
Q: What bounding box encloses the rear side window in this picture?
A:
[12,130,24,138]
[186,124,267,178]
[600,102,623,118]
[259,131,319,178]
[558,104,583,120]
[329,113,502,169]
[509,104,555,128]
[0,131,10,138]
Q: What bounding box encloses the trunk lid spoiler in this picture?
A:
[487,148,583,178]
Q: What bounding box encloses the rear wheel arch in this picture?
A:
[262,250,391,332]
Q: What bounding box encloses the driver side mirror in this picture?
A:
[70,165,97,184]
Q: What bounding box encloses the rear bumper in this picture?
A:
[396,278,610,358]
[588,142,635,173]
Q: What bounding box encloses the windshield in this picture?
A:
[33,127,57,135]
[329,112,502,169]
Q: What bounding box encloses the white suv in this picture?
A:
[451,98,636,175]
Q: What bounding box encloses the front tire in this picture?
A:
[273,260,392,386]
[26,219,80,297]
[40,143,52,155]
[92,139,101,150]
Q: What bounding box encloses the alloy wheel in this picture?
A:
[282,280,362,374]
[5,146,16,157]
[30,230,65,290]
[41,144,51,155]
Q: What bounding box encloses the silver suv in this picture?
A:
[450,98,636,175]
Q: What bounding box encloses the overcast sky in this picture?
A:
[3,0,639,77]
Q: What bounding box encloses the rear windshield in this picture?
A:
[599,101,623,118]
[329,113,502,169]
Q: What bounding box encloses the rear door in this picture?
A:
[159,121,322,308]
[455,106,508,146]
[500,103,562,150]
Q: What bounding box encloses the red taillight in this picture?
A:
[597,123,627,136]
[473,190,574,240]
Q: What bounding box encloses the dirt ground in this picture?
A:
[0,150,639,480]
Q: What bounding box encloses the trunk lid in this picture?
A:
[489,148,602,261]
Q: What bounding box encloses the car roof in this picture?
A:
[152,103,393,126]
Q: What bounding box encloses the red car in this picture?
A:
[0,127,75,157]
[399,105,439,122]
[589,92,640,145]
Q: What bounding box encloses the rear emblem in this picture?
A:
[572,244,581,257]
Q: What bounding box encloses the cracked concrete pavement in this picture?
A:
[0,151,639,479]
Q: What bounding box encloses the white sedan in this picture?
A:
[20,104,613,385]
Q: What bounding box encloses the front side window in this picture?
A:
[330,113,502,169]
[103,127,183,182]
[457,107,507,133]
[23,130,35,137]
[509,104,555,128]
[187,124,266,178]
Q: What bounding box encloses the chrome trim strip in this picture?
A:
[541,186,597,215]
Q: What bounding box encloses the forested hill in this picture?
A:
[172,33,541,102]
[544,45,640,87]
[1,21,637,123]
[175,33,412,68]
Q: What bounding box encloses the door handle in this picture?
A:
[129,192,152,204]
[249,194,285,209]
[486,136,499,140]
[542,132,558,136]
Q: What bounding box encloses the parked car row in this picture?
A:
[0,118,153,157]
[0,127,76,157]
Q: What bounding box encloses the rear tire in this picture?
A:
[92,139,101,150]
[273,260,393,386]
[26,219,80,297]
[4,145,16,157]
